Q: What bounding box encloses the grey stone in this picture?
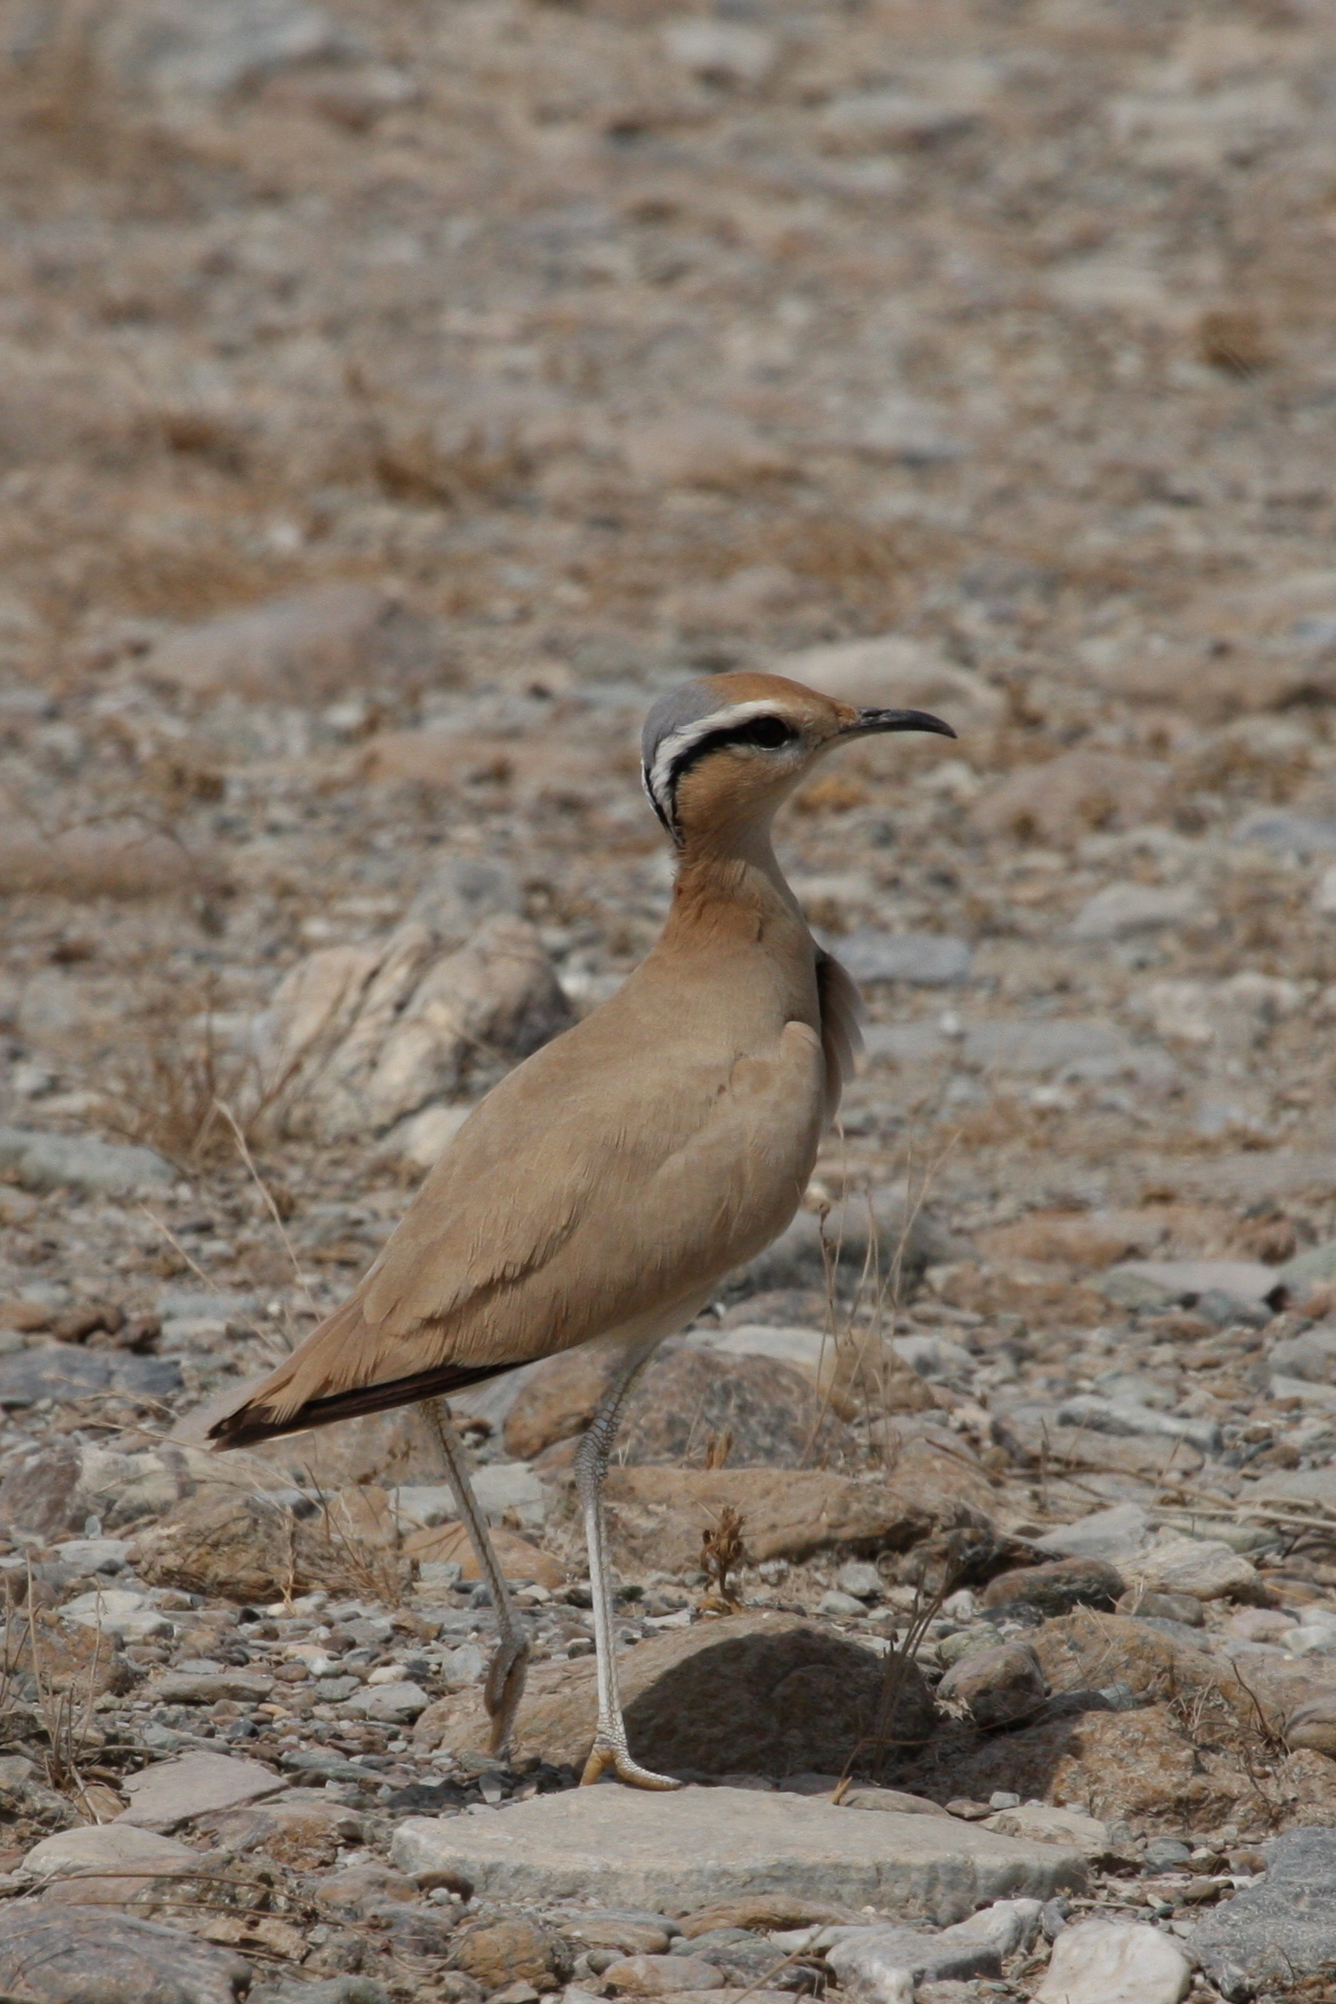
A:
[405,853,522,945]
[0,1906,250,2004]
[826,1899,1041,1993]
[1033,1918,1191,2004]
[100,0,348,105]
[737,1186,963,1295]
[818,1589,866,1617]
[867,1013,1178,1088]
[119,1752,289,1831]
[61,1587,175,1641]
[1069,883,1200,942]
[390,1786,1085,1923]
[1234,810,1336,858]
[1271,1372,1336,1409]
[824,929,972,987]
[707,1325,826,1373]
[667,1930,783,1984]
[1143,1838,1192,1872]
[965,1018,1146,1080]
[1269,1324,1336,1383]
[1101,1257,1277,1306]
[1125,1535,1260,1602]
[0,1127,172,1197]
[1097,1270,1179,1311]
[1189,1826,1336,2000]
[661,18,777,86]
[1033,1504,1151,1563]
[151,1667,276,1705]
[343,1679,431,1722]
[892,1334,975,1385]
[835,1562,883,1601]
[1276,1242,1336,1299]
[251,1983,388,2004]
[1056,1395,1221,1456]
[50,1536,130,1573]
[1250,1467,1336,1512]
[470,1463,549,1524]
[936,1639,1046,1730]
[982,1807,1111,1858]
[158,1287,259,1323]
[0,1346,181,1408]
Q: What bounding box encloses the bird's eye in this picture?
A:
[741,716,794,749]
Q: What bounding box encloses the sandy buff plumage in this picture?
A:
[210,669,953,1786]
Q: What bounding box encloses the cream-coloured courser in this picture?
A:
[211,671,953,1786]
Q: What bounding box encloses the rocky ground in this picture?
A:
[4,0,1336,2000]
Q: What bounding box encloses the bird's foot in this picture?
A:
[580,1734,683,1791]
[484,1630,531,1758]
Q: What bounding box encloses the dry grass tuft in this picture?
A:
[698,1504,747,1613]
[97,978,298,1173]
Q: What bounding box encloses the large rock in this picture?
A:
[733,1187,964,1298]
[414,1613,936,1779]
[510,1331,936,1459]
[360,731,608,811]
[392,1784,1084,1922]
[970,752,1166,845]
[1069,882,1200,943]
[241,1404,464,1489]
[145,585,427,697]
[1029,1611,1246,1719]
[593,1446,995,1573]
[504,1338,626,1459]
[937,1640,1047,1731]
[404,1519,564,1590]
[0,825,223,900]
[1034,1920,1191,2004]
[0,1439,283,1539]
[825,929,972,987]
[1123,1536,1261,1604]
[0,1906,250,2004]
[259,917,571,1139]
[405,853,523,945]
[981,1559,1125,1619]
[1189,1827,1336,2000]
[0,1128,173,1197]
[613,1346,856,1469]
[902,1704,1252,1833]
[134,1478,409,1604]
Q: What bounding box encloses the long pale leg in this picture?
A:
[426,1398,530,1758]
[576,1341,680,1790]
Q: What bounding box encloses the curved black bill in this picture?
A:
[847,707,957,740]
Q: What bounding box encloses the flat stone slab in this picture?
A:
[22,1824,195,1879]
[0,1907,249,2004]
[118,1751,288,1830]
[390,1785,1086,1925]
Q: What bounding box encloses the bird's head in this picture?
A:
[641,670,955,847]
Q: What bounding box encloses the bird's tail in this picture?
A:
[207,1295,516,1449]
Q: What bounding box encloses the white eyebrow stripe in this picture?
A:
[644,699,785,825]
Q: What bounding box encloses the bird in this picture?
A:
[210,670,954,1788]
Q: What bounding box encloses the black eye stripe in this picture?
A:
[667,714,795,791]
